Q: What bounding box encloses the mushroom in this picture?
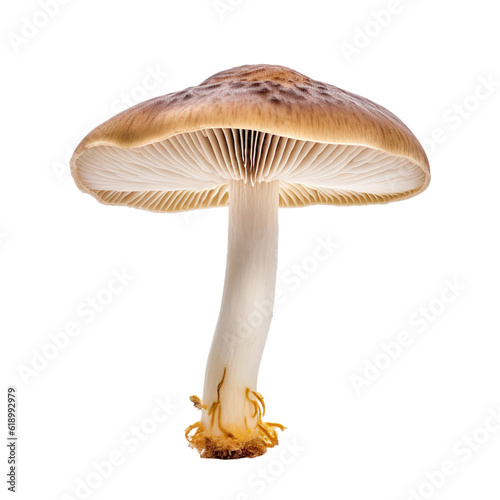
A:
[70,64,430,459]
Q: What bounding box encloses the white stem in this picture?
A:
[201,179,279,436]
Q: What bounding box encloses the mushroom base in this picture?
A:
[185,420,284,459]
[187,433,272,459]
[186,367,285,459]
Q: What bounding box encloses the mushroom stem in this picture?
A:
[187,179,284,458]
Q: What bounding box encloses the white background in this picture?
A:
[2,1,500,499]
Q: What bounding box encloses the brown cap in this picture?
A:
[70,64,430,212]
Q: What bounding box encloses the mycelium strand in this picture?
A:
[186,179,285,459]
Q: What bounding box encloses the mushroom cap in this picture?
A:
[71,64,430,212]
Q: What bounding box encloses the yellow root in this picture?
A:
[189,395,206,410]
[186,368,285,459]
